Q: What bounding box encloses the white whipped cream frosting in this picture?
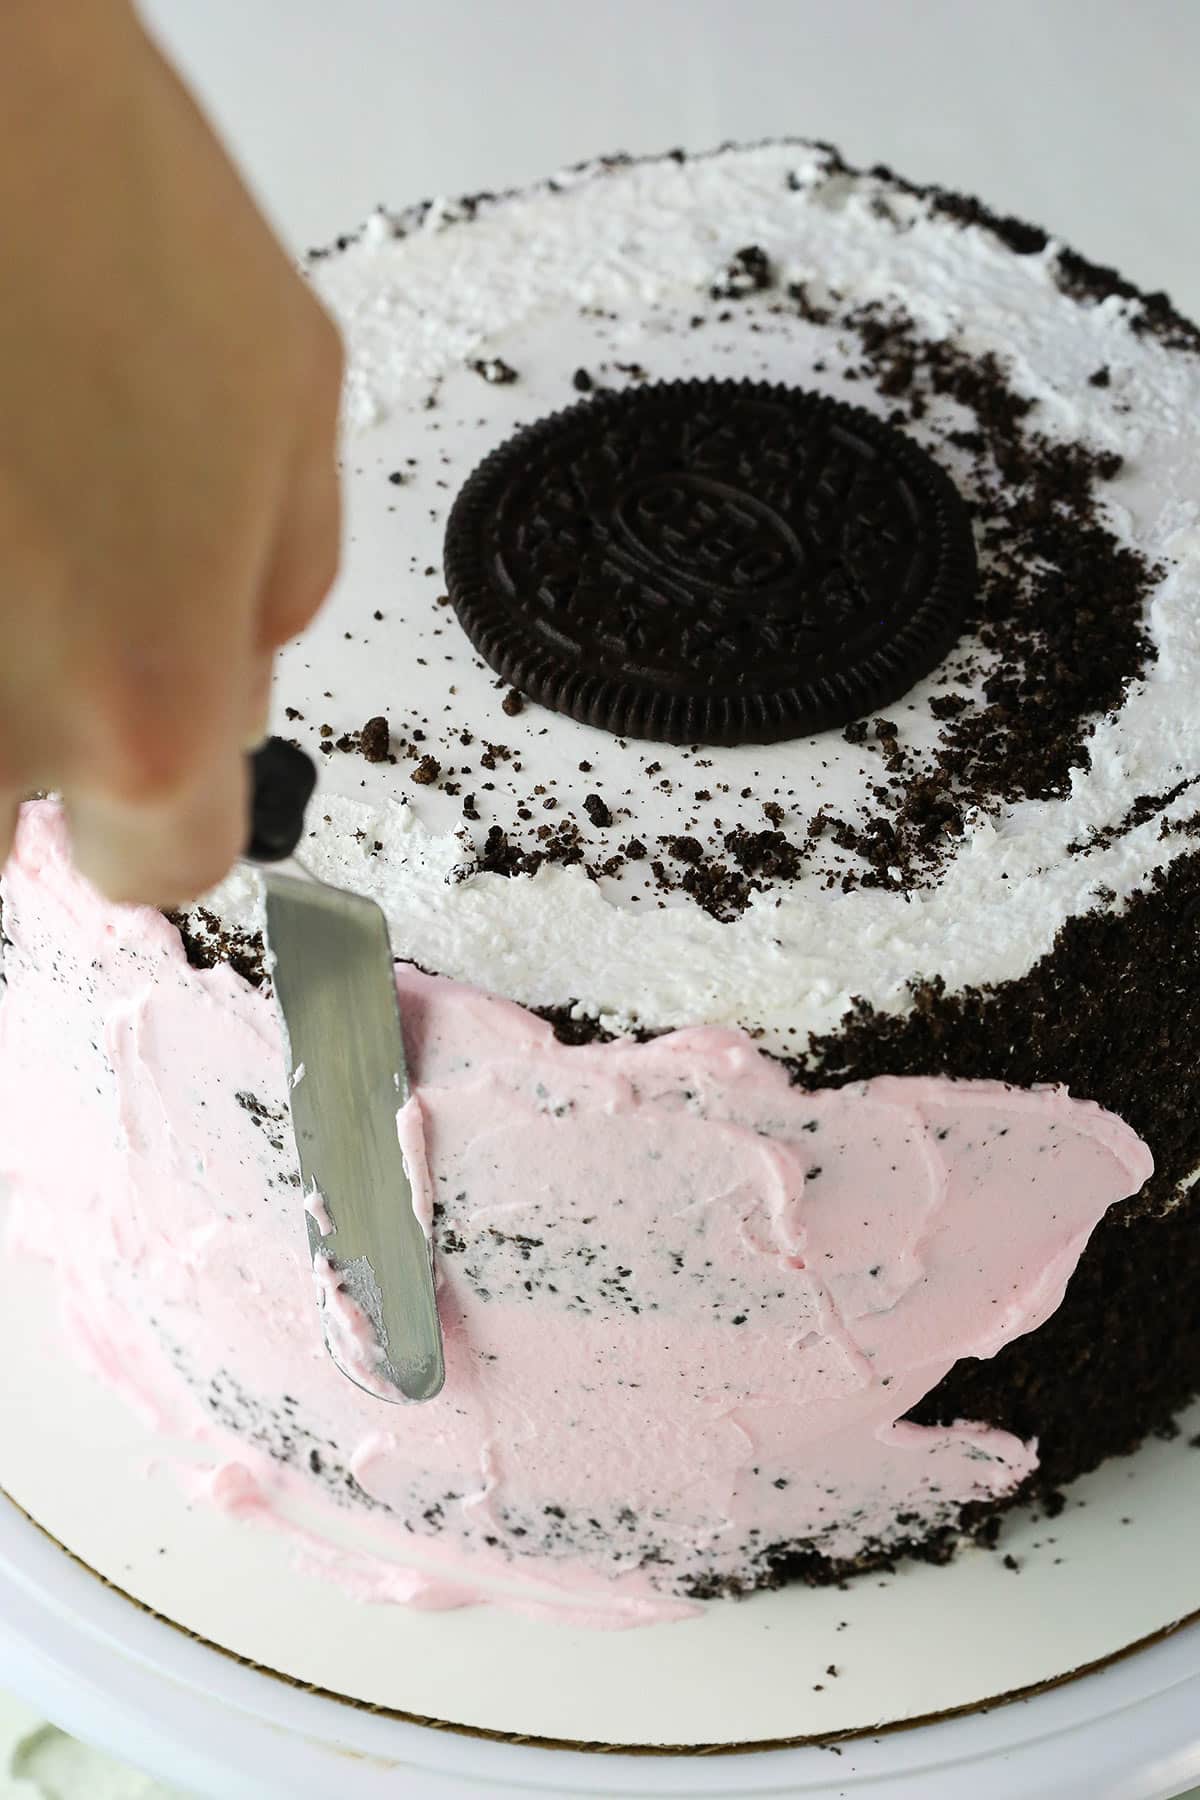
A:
[197,139,1200,1052]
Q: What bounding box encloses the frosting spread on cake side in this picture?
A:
[0,805,1152,1616]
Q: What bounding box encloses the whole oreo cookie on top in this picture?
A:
[443,379,976,746]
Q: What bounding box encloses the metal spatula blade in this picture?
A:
[247,739,444,1404]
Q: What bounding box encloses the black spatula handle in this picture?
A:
[246,738,317,864]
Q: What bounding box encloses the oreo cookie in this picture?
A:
[443,379,975,746]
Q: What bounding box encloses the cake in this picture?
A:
[2,139,1198,1627]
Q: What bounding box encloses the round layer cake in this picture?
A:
[2,139,1198,1624]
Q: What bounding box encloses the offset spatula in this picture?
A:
[245,738,444,1404]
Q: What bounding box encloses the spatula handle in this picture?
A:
[246,738,317,864]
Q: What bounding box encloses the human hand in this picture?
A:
[0,0,342,903]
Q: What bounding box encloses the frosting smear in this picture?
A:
[0,804,1152,1619]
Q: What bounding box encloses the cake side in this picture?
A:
[0,802,1156,1615]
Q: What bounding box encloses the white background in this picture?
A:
[142,0,1200,313]
[10,2,1200,1794]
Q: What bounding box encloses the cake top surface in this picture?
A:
[199,139,1200,1051]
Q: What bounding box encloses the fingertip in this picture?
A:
[68,756,249,907]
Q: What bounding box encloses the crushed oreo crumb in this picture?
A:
[710,244,774,299]
[359,715,391,763]
[168,909,267,989]
[471,356,519,385]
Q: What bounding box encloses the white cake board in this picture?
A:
[2,1244,1200,1785]
[0,1500,1196,1800]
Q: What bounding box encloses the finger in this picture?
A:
[61,570,261,902]
[245,649,275,747]
[52,477,272,900]
[256,307,343,653]
[256,439,342,653]
[68,748,248,907]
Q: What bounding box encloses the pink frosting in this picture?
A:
[0,804,1153,1624]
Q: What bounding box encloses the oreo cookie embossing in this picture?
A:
[444,380,975,745]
